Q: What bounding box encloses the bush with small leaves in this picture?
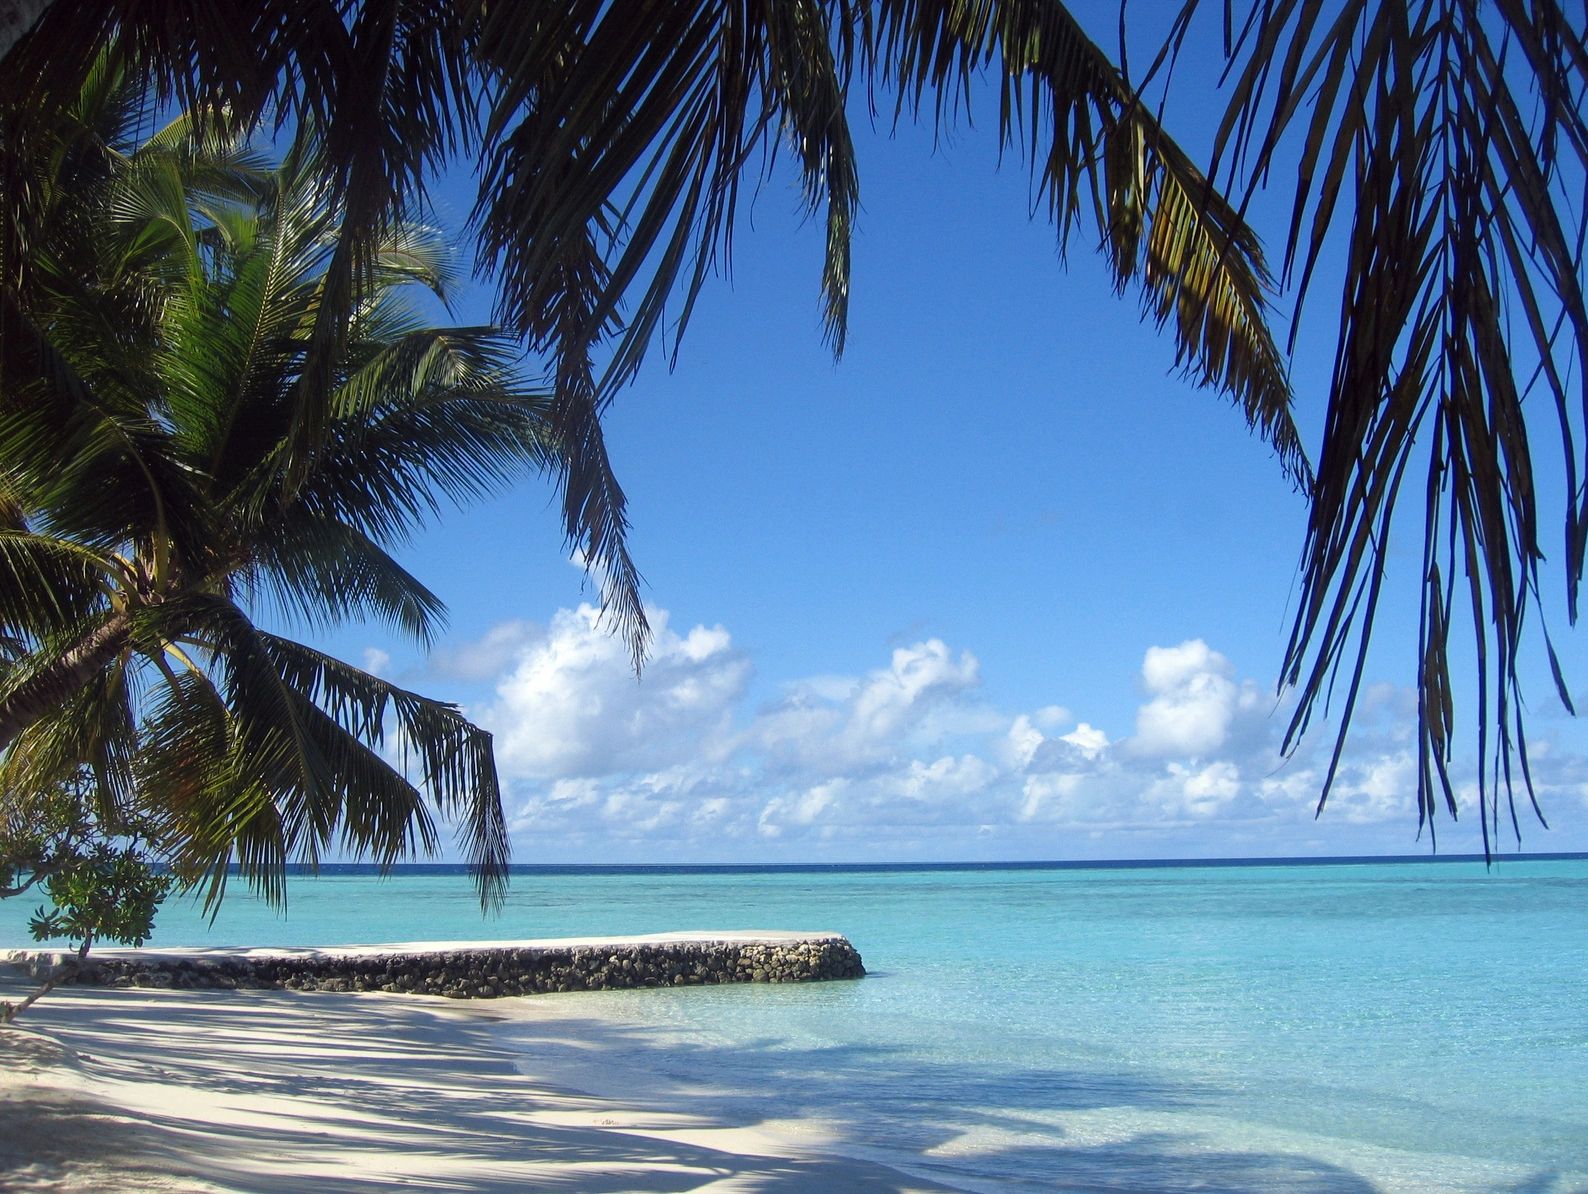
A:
[28,836,170,955]
[2,770,171,1021]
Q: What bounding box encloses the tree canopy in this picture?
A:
[0,62,576,906]
[2,1,1583,853]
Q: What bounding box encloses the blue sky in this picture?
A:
[317,6,1586,864]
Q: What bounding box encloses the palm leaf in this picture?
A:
[165,595,503,909]
[871,0,1307,480]
[0,530,118,638]
[245,514,448,646]
[1180,0,1588,847]
[3,81,527,912]
[256,633,505,909]
[0,653,141,822]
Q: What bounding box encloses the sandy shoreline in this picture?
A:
[0,971,953,1192]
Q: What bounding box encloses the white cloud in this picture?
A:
[753,638,981,773]
[509,778,603,833]
[1256,767,1323,812]
[1032,704,1071,730]
[848,640,981,748]
[1146,760,1243,819]
[481,605,750,781]
[1141,640,1223,692]
[430,620,541,682]
[1130,640,1265,758]
[1006,715,1045,767]
[434,610,1585,860]
[1327,753,1416,825]
[893,754,997,802]
[1062,723,1109,757]
[1019,771,1091,823]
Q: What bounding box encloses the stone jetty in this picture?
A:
[1,931,865,1000]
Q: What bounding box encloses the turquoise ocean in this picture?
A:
[4,857,1585,1191]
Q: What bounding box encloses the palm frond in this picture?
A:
[471,189,648,662]
[0,654,141,820]
[256,632,505,910]
[1181,0,1587,847]
[246,514,448,646]
[227,330,558,562]
[274,1,478,497]
[0,530,118,638]
[871,0,1307,481]
[2,77,541,912]
[470,0,862,663]
[367,218,461,303]
[166,596,503,909]
[0,340,219,583]
[332,324,539,427]
[0,610,133,756]
[136,667,287,910]
[101,149,201,281]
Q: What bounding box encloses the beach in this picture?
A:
[3,861,1584,1192]
[0,975,950,1193]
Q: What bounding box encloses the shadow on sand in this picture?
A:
[490,990,1380,1193]
[1,981,1570,1192]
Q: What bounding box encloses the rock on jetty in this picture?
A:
[1,931,865,1000]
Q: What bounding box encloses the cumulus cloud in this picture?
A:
[1147,760,1243,819]
[1062,723,1109,757]
[1131,640,1255,757]
[1327,754,1416,824]
[1006,714,1046,768]
[851,640,980,743]
[430,620,541,682]
[1019,770,1094,824]
[435,606,1585,860]
[752,639,981,774]
[480,605,750,780]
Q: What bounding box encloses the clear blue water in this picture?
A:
[4,858,1585,1191]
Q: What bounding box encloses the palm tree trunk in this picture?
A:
[0,0,54,63]
[0,609,130,753]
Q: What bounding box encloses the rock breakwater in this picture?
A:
[2,934,865,999]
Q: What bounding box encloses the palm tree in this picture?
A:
[0,66,566,907]
[2,2,1582,848]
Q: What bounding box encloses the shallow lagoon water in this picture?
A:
[5,858,1585,1190]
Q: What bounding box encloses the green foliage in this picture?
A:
[0,4,1581,851]
[0,64,542,912]
[1,768,170,1021]
[2,769,171,957]
[26,832,170,955]
[29,850,169,953]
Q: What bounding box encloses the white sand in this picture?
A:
[0,963,954,1193]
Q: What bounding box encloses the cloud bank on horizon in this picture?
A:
[437,604,1587,863]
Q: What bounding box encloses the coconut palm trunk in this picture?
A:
[0,610,131,754]
[0,0,51,63]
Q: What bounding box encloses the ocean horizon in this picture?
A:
[127,848,1588,876]
[6,855,1585,1190]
